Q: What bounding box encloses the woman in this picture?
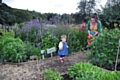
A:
[87,13,102,37]
[87,13,102,44]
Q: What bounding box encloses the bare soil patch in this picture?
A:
[0,51,88,80]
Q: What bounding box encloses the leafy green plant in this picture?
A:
[41,30,58,50]
[0,29,14,38]
[0,29,15,62]
[87,28,120,70]
[24,42,41,59]
[43,69,63,80]
[68,62,120,80]
[70,26,87,52]
[0,36,23,50]
[2,38,26,62]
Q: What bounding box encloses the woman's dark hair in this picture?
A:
[91,13,99,22]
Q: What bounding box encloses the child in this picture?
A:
[58,35,68,63]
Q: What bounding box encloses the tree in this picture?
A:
[86,0,96,15]
[100,0,120,29]
[77,0,96,22]
[77,0,87,16]
[0,10,16,25]
[77,0,96,15]
[12,9,32,23]
[105,0,120,7]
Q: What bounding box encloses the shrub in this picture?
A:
[43,69,63,80]
[0,37,23,50]
[2,38,26,62]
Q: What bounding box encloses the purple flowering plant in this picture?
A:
[16,15,67,51]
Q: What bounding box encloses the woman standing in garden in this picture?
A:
[87,13,102,45]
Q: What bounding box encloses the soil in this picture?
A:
[0,51,88,80]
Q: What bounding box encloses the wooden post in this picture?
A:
[115,39,120,71]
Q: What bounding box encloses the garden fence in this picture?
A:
[0,24,17,31]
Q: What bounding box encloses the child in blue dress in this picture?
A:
[58,35,68,63]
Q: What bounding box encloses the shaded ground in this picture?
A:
[0,51,88,80]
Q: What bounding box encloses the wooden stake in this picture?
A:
[115,39,120,71]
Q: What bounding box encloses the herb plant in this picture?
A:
[43,69,63,80]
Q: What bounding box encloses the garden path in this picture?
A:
[0,51,88,80]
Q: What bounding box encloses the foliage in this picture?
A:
[16,16,67,43]
[0,29,41,62]
[16,18,58,51]
[68,62,120,80]
[0,36,20,50]
[76,0,96,22]
[100,1,120,29]
[24,42,41,59]
[78,0,96,15]
[87,28,120,70]
[0,3,74,25]
[0,29,14,38]
[41,30,58,50]
[0,29,27,63]
[2,37,26,62]
[43,69,63,80]
[70,25,87,52]
[0,3,16,25]
[53,23,88,53]
[13,9,33,23]
[16,18,42,43]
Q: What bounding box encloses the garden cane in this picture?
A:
[115,39,120,71]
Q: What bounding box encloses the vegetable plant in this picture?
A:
[87,28,120,70]
[68,62,120,80]
[43,69,63,80]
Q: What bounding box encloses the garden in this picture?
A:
[0,16,120,80]
[1,0,120,80]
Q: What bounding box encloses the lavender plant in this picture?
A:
[16,15,66,52]
[16,18,41,43]
[16,15,67,43]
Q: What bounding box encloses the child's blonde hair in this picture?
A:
[61,35,67,39]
